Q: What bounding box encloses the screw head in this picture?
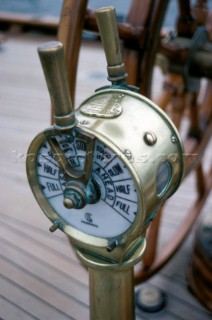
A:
[144,132,157,146]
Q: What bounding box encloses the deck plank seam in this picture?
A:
[149,275,211,316]
[0,274,76,320]
[0,217,81,267]
[0,294,40,320]
[0,211,76,253]
[0,254,89,309]
[0,236,88,289]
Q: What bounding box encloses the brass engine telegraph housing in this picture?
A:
[26,7,185,264]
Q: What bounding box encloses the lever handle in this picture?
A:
[95,7,128,84]
[38,41,77,130]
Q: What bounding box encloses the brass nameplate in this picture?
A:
[80,93,124,118]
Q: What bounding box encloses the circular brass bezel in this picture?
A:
[26,126,145,250]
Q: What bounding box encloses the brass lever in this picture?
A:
[95,7,128,85]
[38,41,77,130]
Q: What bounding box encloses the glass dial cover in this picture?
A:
[36,132,138,238]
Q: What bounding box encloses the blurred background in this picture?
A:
[0,0,212,28]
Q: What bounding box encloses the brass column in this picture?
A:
[76,239,146,320]
[89,267,134,320]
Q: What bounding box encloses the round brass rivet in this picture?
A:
[171,135,177,143]
[124,149,132,160]
[144,132,157,146]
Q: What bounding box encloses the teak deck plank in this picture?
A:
[0,32,211,320]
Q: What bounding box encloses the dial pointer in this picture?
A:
[47,136,82,181]
[47,133,95,185]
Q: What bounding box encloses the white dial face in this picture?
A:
[36,133,138,238]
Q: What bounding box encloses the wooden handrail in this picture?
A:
[0,11,59,30]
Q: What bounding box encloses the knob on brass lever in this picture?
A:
[95,7,128,85]
[37,41,77,130]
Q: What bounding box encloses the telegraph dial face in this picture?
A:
[30,129,139,239]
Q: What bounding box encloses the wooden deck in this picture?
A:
[0,31,211,320]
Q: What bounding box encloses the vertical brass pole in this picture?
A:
[76,241,146,320]
[89,267,135,320]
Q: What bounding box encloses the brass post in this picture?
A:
[89,267,134,320]
[76,239,146,320]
